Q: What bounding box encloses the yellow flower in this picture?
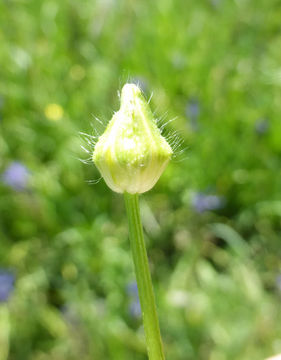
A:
[44,103,64,121]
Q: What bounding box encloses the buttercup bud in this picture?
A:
[93,84,173,194]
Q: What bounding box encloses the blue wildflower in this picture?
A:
[185,98,200,131]
[129,298,142,318]
[191,192,225,213]
[0,270,14,302]
[126,281,139,297]
[127,281,141,318]
[2,161,30,191]
[255,118,269,135]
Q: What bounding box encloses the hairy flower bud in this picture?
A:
[93,84,172,194]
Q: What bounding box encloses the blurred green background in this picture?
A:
[1,0,281,359]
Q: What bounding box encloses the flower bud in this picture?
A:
[93,84,172,194]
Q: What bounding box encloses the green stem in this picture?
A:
[124,192,165,360]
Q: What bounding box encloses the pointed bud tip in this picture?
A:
[121,83,142,97]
